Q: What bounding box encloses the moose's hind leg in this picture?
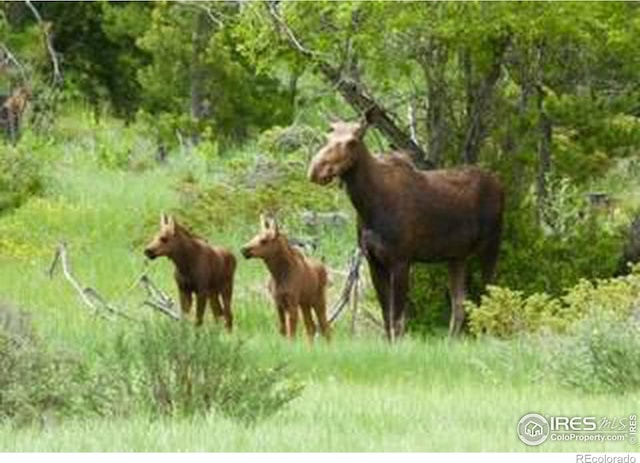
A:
[366,255,391,338]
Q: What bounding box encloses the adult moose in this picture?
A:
[308,121,504,340]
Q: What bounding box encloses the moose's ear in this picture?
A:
[166,215,176,234]
[260,214,270,231]
[271,218,280,236]
[160,213,168,227]
[353,121,368,140]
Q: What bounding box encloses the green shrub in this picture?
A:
[548,314,640,394]
[174,161,345,234]
[256,124,324,160]
[466,286,566,338]
[0,147,43,215]
[0,302,117,425]
[466,271,640,338]
[117,321,303,425]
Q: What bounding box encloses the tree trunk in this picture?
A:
[190,10,211,145]
[536,84,552,224]
[460,40,506,165]
[420,41,449,167]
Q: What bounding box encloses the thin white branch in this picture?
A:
[0,43,28,82]
[175,0,225,28]
[328,248,363,325]
[49,243,111,319]
[25,0,62,85]
[266,1,317,59]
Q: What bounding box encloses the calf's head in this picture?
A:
[308,121,367,185]
[144,213,179,260]
[241,215,283,260]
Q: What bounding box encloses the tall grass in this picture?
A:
[0,112,638,451]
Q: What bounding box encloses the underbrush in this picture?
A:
[111,321,303,425]
[466,269,640,338]
[0,301,302,427]
[473,314,640,395]
[0,302,116,425]
[550,314,640,394]
[0,145,44,216]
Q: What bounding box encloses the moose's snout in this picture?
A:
[308,161,333,185]
[240,246,253,259]
[144,248,157,260]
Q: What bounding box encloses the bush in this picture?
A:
[116,321,303,425]
[0,302,117,425]
[0,146,43,215]
[256,124,324,161]
[548,314,640,394]
[173,159,345,234]
[466,271,640,338]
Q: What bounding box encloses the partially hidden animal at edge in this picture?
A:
[308,121,504,341]
[144,214,236,330]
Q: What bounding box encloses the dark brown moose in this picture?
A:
[144,214,236,330]
[241,215,331,342]
[308,121,504,340]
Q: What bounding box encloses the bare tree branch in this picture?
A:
[175,1,225,28]
[0,43,28,82]
[49,243,115,320]
[25,0,62,85]
[328,248,363,325]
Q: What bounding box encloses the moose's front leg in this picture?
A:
[388,262,409,342]
[448,259,467,336]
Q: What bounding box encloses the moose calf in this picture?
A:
[241,215,330,342]
[144,214,236,330]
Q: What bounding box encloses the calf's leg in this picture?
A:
[179,291,193,320]
[277,305,287,337]
[209,294,225,324]
[286,308,298,340]
[300,305,316,343]
[195,294,207,327]
[220,281,234,332]
[312,297,331,341]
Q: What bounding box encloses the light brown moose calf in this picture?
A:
[144,214,236,330]
[241,216,330,342]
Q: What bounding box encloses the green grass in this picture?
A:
[0,122,638,452]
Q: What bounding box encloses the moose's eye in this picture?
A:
[260,238,267,245]
[160,237,169,244]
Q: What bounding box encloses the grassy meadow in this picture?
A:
[0,112,636,452]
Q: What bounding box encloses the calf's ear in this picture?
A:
[166,215,176,235]
[260,214,270,231]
